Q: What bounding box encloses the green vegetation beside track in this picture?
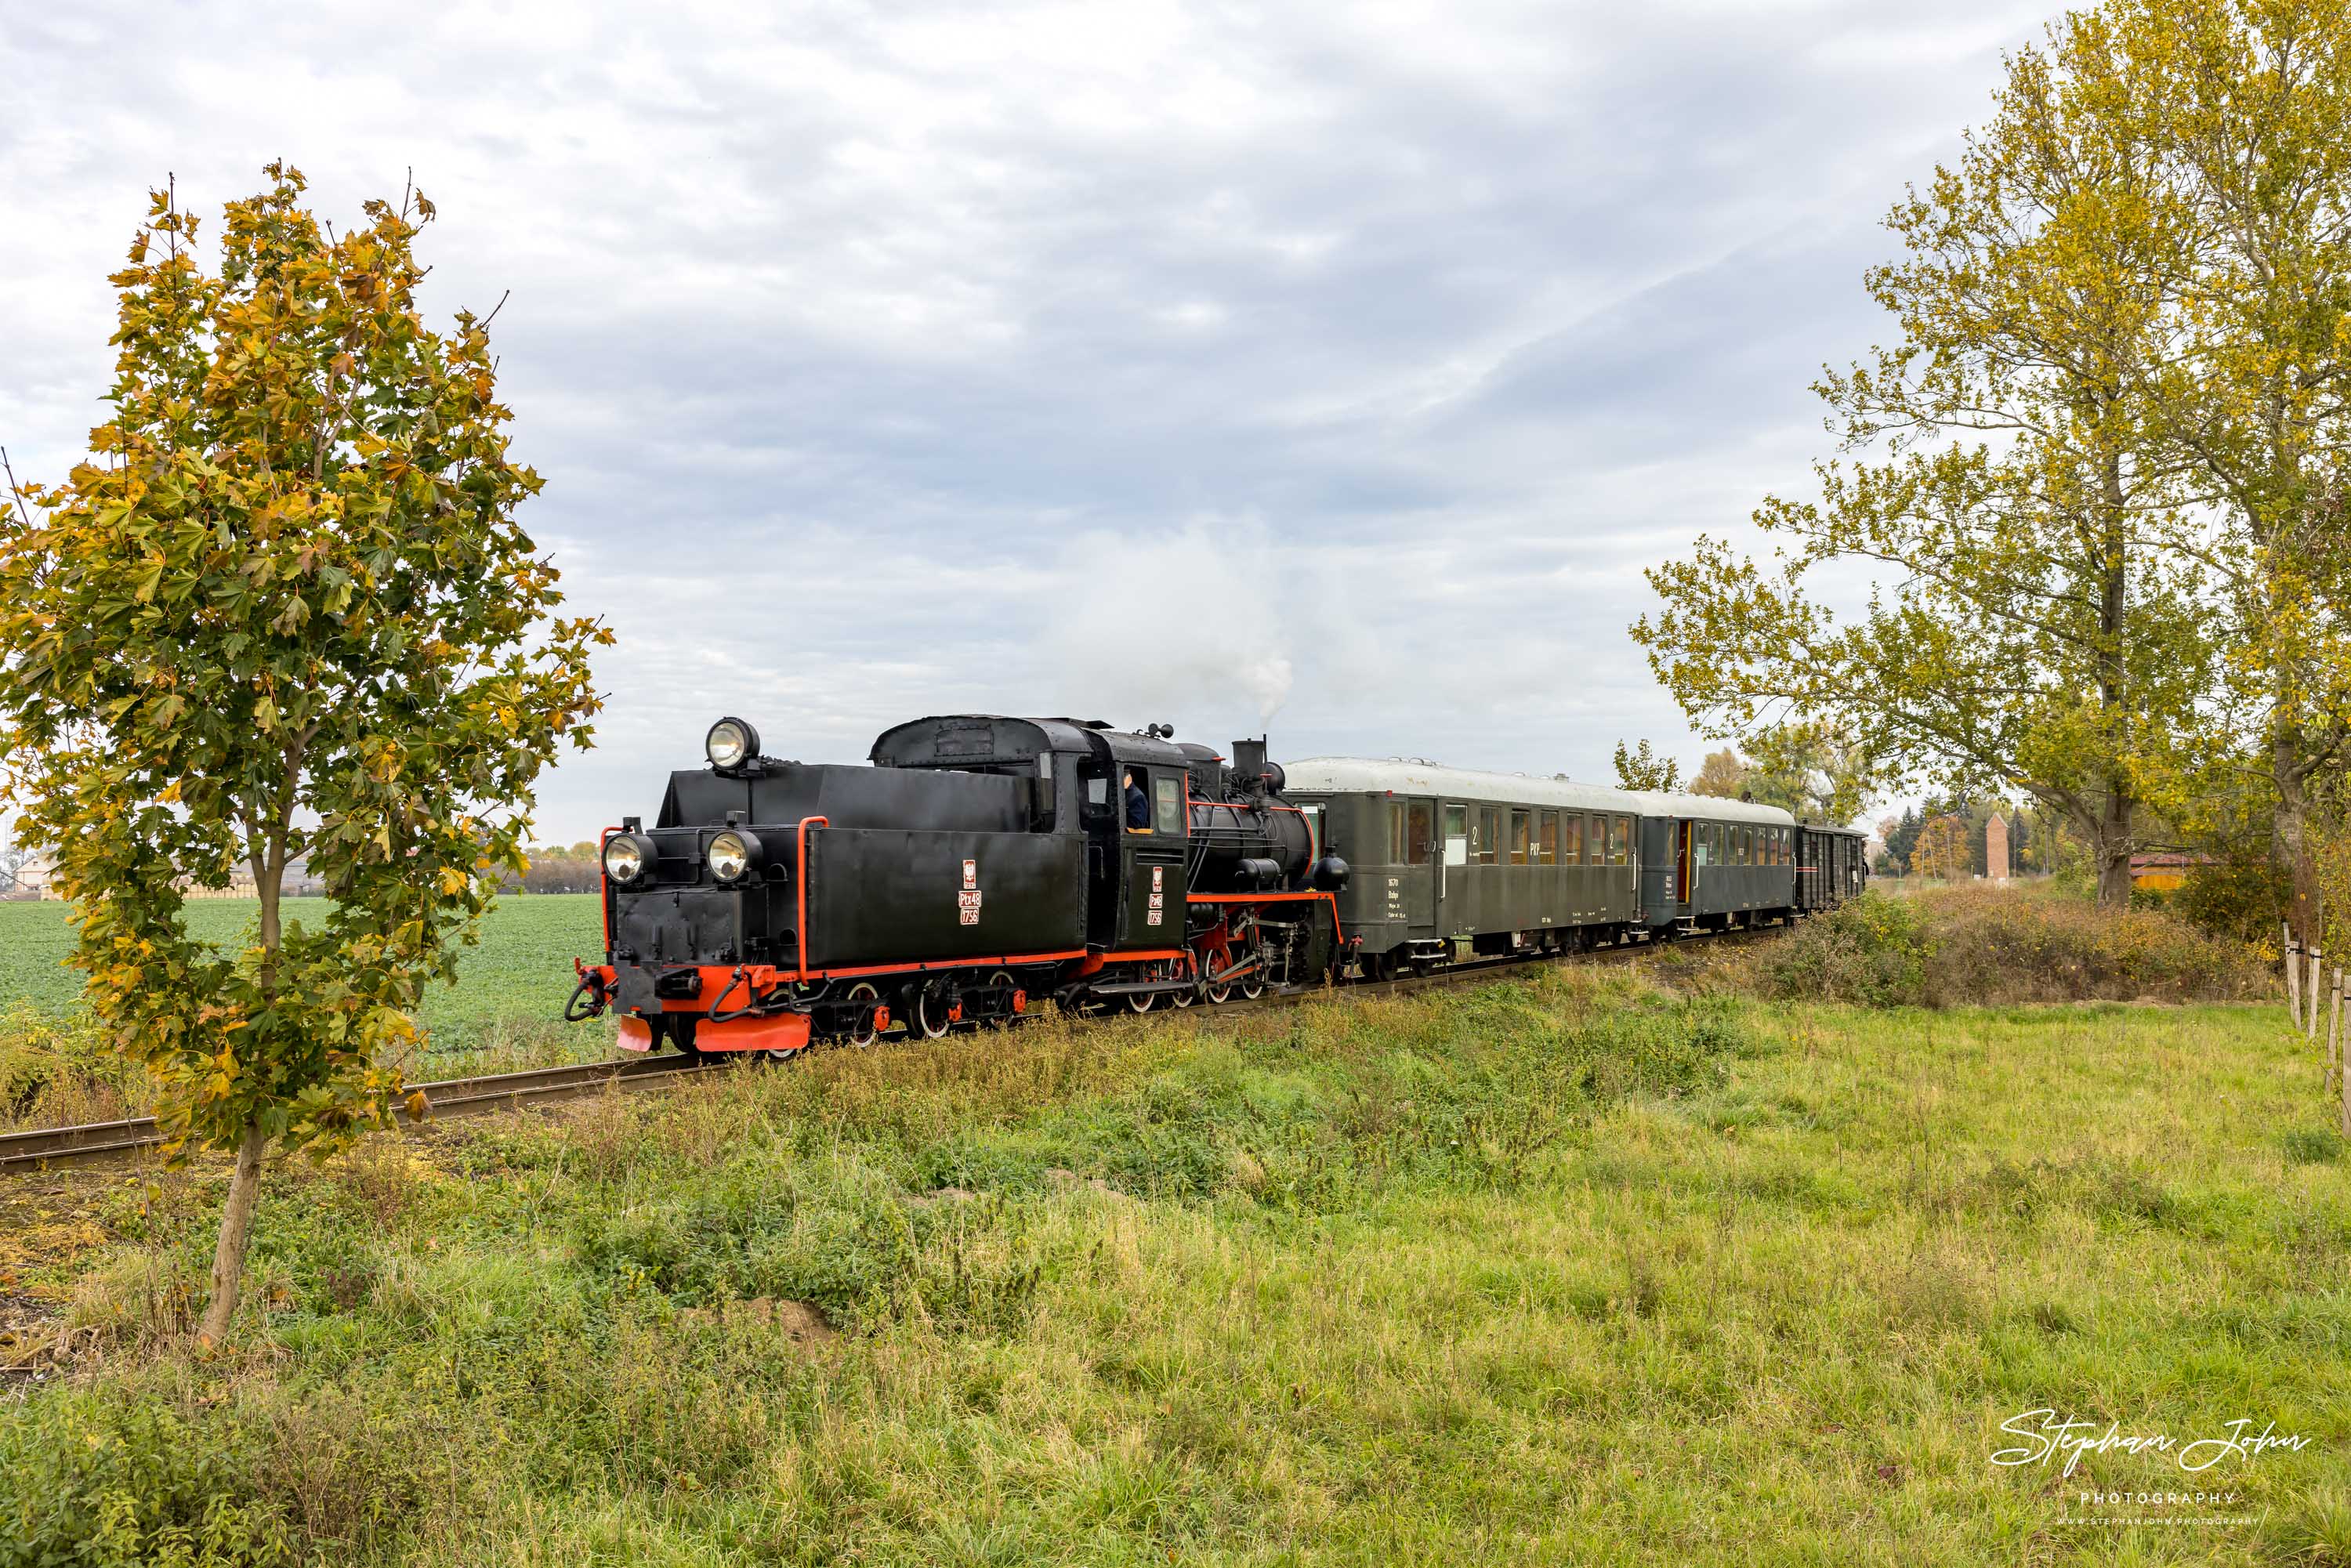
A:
[0,919,2342,1564]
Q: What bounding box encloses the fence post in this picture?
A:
[2311,949,2326,1042]
[2332,969,2345,1099]
[2286,925,2302,1030]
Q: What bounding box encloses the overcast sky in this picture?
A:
[3,0,2057,842]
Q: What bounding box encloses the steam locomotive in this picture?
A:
[567,714,1349,1056]
[566,712,1867,1056]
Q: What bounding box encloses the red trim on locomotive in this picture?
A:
[695,1012,812,1054]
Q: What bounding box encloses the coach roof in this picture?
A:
[1279,756,1799,828]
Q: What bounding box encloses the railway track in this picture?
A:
[0,922,1770,1175]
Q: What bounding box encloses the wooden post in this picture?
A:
[2331,969,2344,1099]
[2311,949,2325,1042]
[2286,926,2302,1029]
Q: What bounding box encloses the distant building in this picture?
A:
[2128,852,2209,892]
[2,850,59,900]
[179,853,323,899]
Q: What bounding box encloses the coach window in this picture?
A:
[1477,807,1500,865]
[1737,827,1751,866]
[1444,805,1469,866]
[1389,802,1408,864]
[1510,810,1531,865]
[1407,802,1434,864]
[1610,816,1630,865]
[1565,813,1584,864]
[1154,775,1183,836]
[1538,811,1557,865]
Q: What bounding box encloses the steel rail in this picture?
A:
[0,921,1778,1175]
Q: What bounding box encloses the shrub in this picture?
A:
[1677,887,2275,1008]
[0,1398,292,1568]
[2173,856,2293,951]
[0,1001,145,1128]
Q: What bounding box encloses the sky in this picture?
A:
[2,0,2060,844]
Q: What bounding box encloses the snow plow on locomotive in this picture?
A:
[565,715,1354,1056]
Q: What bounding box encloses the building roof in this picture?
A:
[1277,756,1799,827]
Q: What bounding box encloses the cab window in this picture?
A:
[1154,776,1183,835]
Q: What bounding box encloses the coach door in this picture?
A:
[1393,797,1436,933]
[1676,820,1694,912]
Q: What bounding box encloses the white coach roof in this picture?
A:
[1279,756,1799,827]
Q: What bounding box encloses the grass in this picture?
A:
[0,896,607,1105]
[0,959,2343,1565]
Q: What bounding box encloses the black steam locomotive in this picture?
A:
[570,715,1351,1056]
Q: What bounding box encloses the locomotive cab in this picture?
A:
[1072,726,1192,949]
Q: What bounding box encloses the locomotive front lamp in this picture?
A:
[708,828,762,884]
[603,833,652,884]
[705,716,761,772]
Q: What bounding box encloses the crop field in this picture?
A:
[0,894,606,1072]
[0,897,2342,1566]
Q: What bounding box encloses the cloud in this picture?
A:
[0,0,2062,838]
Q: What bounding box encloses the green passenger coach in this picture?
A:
[1281,757,1813,977]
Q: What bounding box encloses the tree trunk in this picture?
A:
[198,1120,268,1345]
[2276,730,2321,947]
[2093,447,2132,911]
[2095,779,2135,908]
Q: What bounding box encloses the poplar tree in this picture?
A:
[0,166,608,1341]
[1634,9,2214,906]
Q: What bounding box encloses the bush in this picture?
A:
[2173,856,2293,951]
[0,1001,144,1128]
[0,1398,292,1567]
[1675,887,2275,1008]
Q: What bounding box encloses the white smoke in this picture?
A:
[1027,516,1304,741]
[1244,654,1293,722]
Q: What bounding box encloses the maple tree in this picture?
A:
[0,166,608,1340]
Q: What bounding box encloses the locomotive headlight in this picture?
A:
[603,833,652,884]
[705,716,760,772]
[708,828,761,884]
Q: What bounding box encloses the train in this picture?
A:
[564,715,1868,1056]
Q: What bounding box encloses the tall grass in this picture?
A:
[0,967,2342,1565]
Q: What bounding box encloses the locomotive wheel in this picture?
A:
[1239,973,1265,1001]
[1206,980,1234,1005]
[915,983,955,1040]
[845,981,882,1048]
[1125,989,1156,1013]
[985,970,1017,1029]
[1170,982,1195,1008]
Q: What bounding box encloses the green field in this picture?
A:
[2,946,2343,1565]
[0,894,607,1069]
